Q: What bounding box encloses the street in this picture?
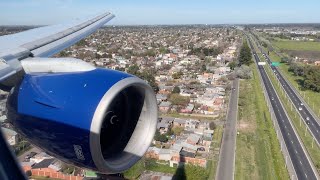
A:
[215,78,239,180]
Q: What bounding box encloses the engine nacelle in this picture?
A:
[7,68,157,173]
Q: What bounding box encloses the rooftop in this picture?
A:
[1,127,17,136]
[32,158,55,169]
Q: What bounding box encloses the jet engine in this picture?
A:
[6,58,157,173]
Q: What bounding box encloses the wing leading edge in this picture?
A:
[0,12,114,86]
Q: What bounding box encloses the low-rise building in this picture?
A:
[173,118,187,128]
[170,155,207,168]
[180,104,194,113]
[2,127,18,146]
[159,101,172,113]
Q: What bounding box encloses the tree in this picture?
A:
[172,86,181,94]
[201,64,206,72]
[209,122,216,130]
[166,128,174,136]
[127,64,140,76]
[303,66,320,92]
[172,71,183,79]
[281,57,290,63]
[288,63,304,76]
[25,170,32,177]
[228,61,237,70]
[145,49,156,57]
[172,126,184,136]
[140,70,159,93]
[59,50,68,57]
[169,94,190,106]
[235,65,253,79]
[238,41,253,66]
[154,130,168,142]
[217,76,228,83]
[159,46,169,54]
[76,39,87,47]
[127,65,159,93]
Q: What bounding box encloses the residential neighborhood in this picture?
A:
[0,25,240,179]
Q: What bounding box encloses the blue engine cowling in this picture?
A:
[7,68,157,173]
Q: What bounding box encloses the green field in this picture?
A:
[235,62,289,180]
[208,125,224,179]
[273,40,320,52]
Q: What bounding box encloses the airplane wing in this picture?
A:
[0,12,115,179]
[0,12,114,88]
[0,11,157,178]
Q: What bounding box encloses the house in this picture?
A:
[203,130,214,139]
[21,161,35,172]
[30,152,52,164]
[156,94,168,104]
[185,119,200,129]
[157,122,170,134]
[145,147,160,159]
[32,158,62,172]
[186,134,201,145]
[2,127,18,146]
[159,149,172,161]
[170,155,207,168]
[213,98,224,108]
[141,173,173,180]
[161,117,175,125]
[181,141,198,153]
[0,115,7,124]
[30,158,81,180]
[315,61,320,66]
[173,118,187,128]
[159,101,172,113]
[180,104,194,113]
[170,143,183,154]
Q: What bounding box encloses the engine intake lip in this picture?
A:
[90,77,157,173]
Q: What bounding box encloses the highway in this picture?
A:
[251,31,320,147]
[247,36,318,180]
[216,79,239,180]
[261,51,320,147]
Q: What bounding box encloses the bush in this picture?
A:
[25,170,32,177]
[235,65,253,79]
[209,122,216,130]
[172,86,181,94]
[172,126,184,136]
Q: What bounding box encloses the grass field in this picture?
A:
[235,62,289,180]
[273,40,320,52]
[208,125,224,179]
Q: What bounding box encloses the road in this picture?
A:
[215,78,239,180]
[17,146,41,162]
[247,36,318,180]
[260,51,320,147]
[252,31,320,146]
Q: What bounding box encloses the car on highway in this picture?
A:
[301,103,304,106]
[299,107,302,111]
[306,120,310,125]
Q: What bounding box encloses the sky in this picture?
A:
[1,0,320,25]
